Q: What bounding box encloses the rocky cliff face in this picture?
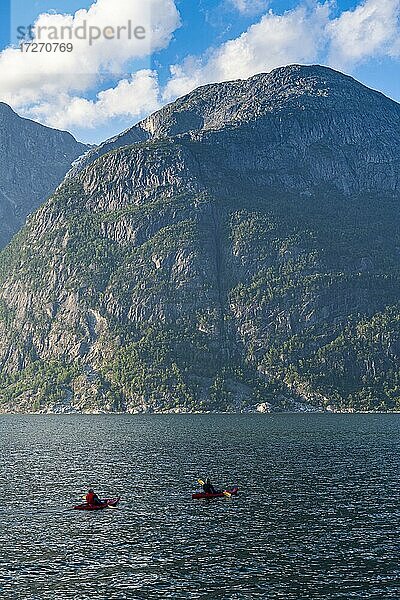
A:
[0,65,399,413]
[0,103,88,247]
[70,64,400,192]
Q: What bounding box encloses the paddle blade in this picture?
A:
[223,491,232,497]
[197,479,205,486]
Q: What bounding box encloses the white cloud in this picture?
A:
[328,0,400,68]
[27,69,161,130]
[2,0,400,139]
[0,0,179,120]
[164,3,331,100]
[229,0,269,15]
[165,0,400,102]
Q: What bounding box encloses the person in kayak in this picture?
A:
[203,477,217,494]
[86,489,102,506]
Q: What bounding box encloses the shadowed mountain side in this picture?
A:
[0,102,89,248]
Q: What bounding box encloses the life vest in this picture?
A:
[86,492,96,504]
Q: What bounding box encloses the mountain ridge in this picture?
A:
[70,64,400,177]
[0,102,89,248]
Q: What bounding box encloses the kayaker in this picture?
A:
[86,489,102,506]
[203,477,217,494]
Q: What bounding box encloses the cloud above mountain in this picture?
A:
[165,0,400,100]
[0,0,399,140]
[29,69,161,130]
[0,0,179,129]
[328,0,400,68]
[164,3,329,100]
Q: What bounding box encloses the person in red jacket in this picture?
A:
[86,489,102,506]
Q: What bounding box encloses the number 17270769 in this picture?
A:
[20,42,74,52]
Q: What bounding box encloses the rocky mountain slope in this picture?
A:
[0,102,88,247]
[0,64,399,413]
[70,64,400,185]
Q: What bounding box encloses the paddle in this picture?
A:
[197,479,231,497]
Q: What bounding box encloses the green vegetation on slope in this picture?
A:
[0,121,399,412]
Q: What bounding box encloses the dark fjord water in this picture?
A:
[0,414,398,599]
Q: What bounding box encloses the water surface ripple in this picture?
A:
[0,414,398,599]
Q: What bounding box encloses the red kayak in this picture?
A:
[73,497,120,511]
[192,487,238,500]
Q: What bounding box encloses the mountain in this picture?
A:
[69,64,400,186]
[0,64,399,413]
[0,102,88,247]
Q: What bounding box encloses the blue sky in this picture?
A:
[1,0,399,143]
